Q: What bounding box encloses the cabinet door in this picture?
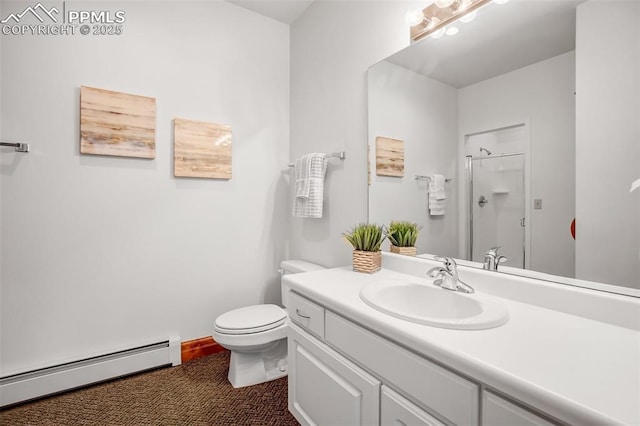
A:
[381,386,446,426]
[483,391,555,426]
[288,323,380,426]
[325,311,479,426]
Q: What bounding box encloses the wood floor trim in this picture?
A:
[181,336,226,363]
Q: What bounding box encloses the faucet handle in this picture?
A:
[429,258,473,293]
[487,246,503,257]
[433,257,459,279]
[426,266,447,278]
[434,256,456,268]
[495,255,508,270]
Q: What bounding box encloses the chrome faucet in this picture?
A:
[427,257,474,294]
[483,247,507,271]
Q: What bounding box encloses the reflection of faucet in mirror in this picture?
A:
[427,257,475,294]
[483,247,508,271]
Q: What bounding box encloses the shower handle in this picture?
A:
[478,195,488,207]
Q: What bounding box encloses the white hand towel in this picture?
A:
[294,155,313,198]
[428,174,446,215]
[293,153,327,218]
[428,174,446,200]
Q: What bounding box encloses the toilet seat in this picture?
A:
[214,304,286,335]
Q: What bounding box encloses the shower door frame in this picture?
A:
[459,121,531,271]
[466,152,526,268]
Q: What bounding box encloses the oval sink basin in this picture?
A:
[360,279,509,330]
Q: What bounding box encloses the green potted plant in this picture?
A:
[386,221,421,256]
[343,223,385,273]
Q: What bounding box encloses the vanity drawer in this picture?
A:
[482,391,555,426]
[325,311,479,426]
[288,291,325,339]
[382,386,445,426]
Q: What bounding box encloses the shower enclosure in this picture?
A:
[466,152,525,268]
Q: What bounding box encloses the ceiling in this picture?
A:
[386,0,584,88]
[226,0,315,24]
[226,0,585,86]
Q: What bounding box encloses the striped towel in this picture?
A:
[292,153,327,218]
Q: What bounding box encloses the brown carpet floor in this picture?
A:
[1,351,299,425]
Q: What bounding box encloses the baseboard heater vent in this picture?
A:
[0,336,181,407]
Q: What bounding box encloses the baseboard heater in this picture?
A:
[0,336,181,407]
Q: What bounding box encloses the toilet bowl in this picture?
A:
[213,260,324,388]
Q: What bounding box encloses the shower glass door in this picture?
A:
[470,153,525,268]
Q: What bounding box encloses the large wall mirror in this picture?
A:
[368,0,639,294]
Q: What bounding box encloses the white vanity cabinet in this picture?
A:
[287,293,380,426]
[287,291,561,426]
[482,391,555,426]
[324,310,479,426]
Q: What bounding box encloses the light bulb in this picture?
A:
[405,9,425,26]
[435,0,455,8]
[426,16,441,30]
[458,0,472,11]
[446,26,459,36]
[459,9,477,23]
[431,27,446,39]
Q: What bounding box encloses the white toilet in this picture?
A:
[213,260,324,388]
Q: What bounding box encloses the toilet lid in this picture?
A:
[214,304,286,335]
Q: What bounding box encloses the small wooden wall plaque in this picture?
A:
[376,136,404,177]
[80,86,156,159]
[174,118,232,179]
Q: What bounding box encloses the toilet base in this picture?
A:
[227,339,288,388]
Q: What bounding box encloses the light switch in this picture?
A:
[534,199,543,209]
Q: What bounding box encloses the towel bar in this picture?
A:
[1,142,30,153]
[415,175,452,182]
[288,151,346,167]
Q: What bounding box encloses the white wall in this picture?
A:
[0,1,290,374]
[289,1,412,267]
[458,51,576,278]
[575,1,640,288]
[368,61,459,257]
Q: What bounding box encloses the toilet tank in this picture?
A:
[280,260,325,308]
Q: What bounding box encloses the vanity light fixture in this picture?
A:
[405,9,426,26]
[405,9,441,30]
[409,0,492,42]
[435,0,456,8]
[458,0,478,23]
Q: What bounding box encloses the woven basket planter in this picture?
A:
[390,245,417,256]
[352,250,381,274]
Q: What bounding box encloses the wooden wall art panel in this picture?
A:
[375,136,404,177]
[80,86,156,159]
[174,118,232,179]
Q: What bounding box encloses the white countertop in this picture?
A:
[284,267,640,426]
